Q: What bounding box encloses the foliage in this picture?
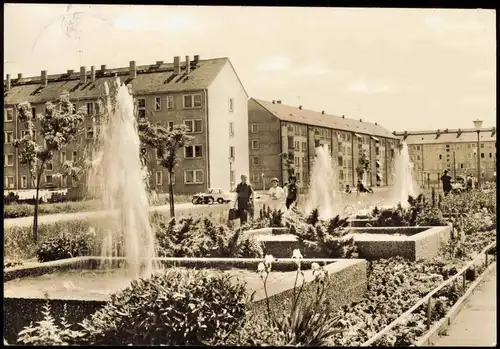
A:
[76,269,249,345]
[4,258,23,269]
[356,149,371,179]
[156,216,263,258]
[13,96,88,242]
[280,151,295,176]
[138,119,193,217]
[17,301,85,345]
[306,208,320,226]
[36,231,92,262]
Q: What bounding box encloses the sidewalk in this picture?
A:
[432,264,497,347]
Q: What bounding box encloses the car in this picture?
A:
[192,188,235,205]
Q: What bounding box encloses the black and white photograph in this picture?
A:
[3,4,496,346]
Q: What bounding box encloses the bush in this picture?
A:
[76,268,250,345]
[3,203,34,219]
[36,231,92,262]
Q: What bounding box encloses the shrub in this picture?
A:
[3,203,34,219]
[75,268,250,345]
[36,229,94,262]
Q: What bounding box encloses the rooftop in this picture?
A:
[402,129,496,145]
[4,56,229,105]
[251,98,396,139]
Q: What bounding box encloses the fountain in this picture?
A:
[304,145,342,219]
[87,78,157,279]
[387,141,418,208]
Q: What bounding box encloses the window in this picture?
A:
[416,145,420,150]
[184,119,202,133]
[468,144,471,148]
[229,146,235,159]
[472,143,476,148]
[481,153,484,158]
[460,163,464,169]
[252,173,260,183]
[229,98,234,112]
[481,143,485,148]
[156,171,163,186]
[184,145,203,158]
[375,147,380,156]
[4,153,14,166]
[21,175,28,188]
[252,156,259,166]
[302,142,306,151]
[251,140,259,150]
[168,172,176,185]
[4,131,13,144]
[154,97,161,111]
[287,136,294,148]
[251,124,259,133]
[95,100,102,115]
[229,122,234,136]
[32,107,38,117]
[4,108,14,122]
[45,174,53,184]
[439,154,442,160]
[46,161,53,171]
[167,96,174,109]
[86,127,94,139]
[5,176,14,188]
[156,148,162,159]
[314,139,320,148]
[137,98,146,118]
[183,94,202,108]
[72,151,77,161]
[62,176,68,187]
[184,170,204,184]
[468,153,472,159]
[168,121,174,131]
[489,153,492,158]
[295,141,300,151]
[417,155,421,160]
[86,102,94,116]
[60,151,67,164]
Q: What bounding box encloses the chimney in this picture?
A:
[17,73,23,81]
[67,69,74,75]
[342,115,345,119]
[299,105,302,110]
[101,65,107,72]
[41,70,48,86]
[129,61,137,79]
[359,119,362,122]
[375,122,378,125]
[90,66,96,81]
[173,56,181,74]
[277,100,282,104]
[6,74,11,90]
[185,56,190,74]
[272,100,275,104]
[193,55,200,64]
[80,66,87,84]
[321,110,325,114]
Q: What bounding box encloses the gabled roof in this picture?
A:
[4,58,229,105]
[251,98,396,139]
[404,131,496,145]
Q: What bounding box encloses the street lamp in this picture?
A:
[473,119,483,188]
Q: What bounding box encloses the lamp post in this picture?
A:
[229,157,234,190]
[473,119,483,189]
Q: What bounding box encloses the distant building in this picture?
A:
[248,98,399,190]
[402,129,497,186]
[3,56,249,195]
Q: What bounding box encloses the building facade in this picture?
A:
[248,98,399,190]
[4,56,249,195]
[403,129,497,186]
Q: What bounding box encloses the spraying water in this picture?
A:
[388,141,418,208]
[88,78,156,279]
[304,145,342,219]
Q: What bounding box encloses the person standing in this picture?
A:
[234,174,255,225]
[285,175,299,210]
[441,170,452,196]
[267,177,285,211]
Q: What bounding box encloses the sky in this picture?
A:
[4,4,496,132]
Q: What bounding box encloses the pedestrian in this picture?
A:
[466,175,473,191]
[234,173,255,225]
[285,175,299,210]
[267,177,285,211]
[357,180,373,194]
[441,170,452,196]
[345,184,352,194]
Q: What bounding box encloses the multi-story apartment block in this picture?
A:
[248,98,399,190]
[4,56,249,195]
[403,129,497,186]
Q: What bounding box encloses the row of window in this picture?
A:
[412,142,496,151]
[4,151,78,167]
[437,152,496,160]
[4,174,75,189]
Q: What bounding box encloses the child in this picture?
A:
[267,177,285,211]
[285,175,299,209]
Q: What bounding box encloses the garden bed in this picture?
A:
[3,257,367,342]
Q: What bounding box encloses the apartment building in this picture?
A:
[403,129,497,186]
[3,56,249,195]
[248,98,399,190]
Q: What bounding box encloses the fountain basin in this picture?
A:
[3,257,367,342]
[256,226,451,261]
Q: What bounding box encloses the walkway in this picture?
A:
[432,264,497,347]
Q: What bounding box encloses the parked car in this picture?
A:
[191,188,235,205]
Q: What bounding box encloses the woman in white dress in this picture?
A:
[267,177,285,212]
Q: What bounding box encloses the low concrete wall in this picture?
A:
[3,257,367,342]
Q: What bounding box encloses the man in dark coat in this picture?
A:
[234,173,254,225]
[441,170,452,196]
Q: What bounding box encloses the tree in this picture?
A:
[13,95,86,242]
[356,149,371,182]
[280,151,295,178]
[138,119,193,217]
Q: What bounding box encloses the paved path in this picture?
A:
[432,264,497,347]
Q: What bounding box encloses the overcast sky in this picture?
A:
[4,4,496,132]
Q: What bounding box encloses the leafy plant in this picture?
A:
[306,208,320,226]
[36,232,91,262]
[76,268,250,346]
